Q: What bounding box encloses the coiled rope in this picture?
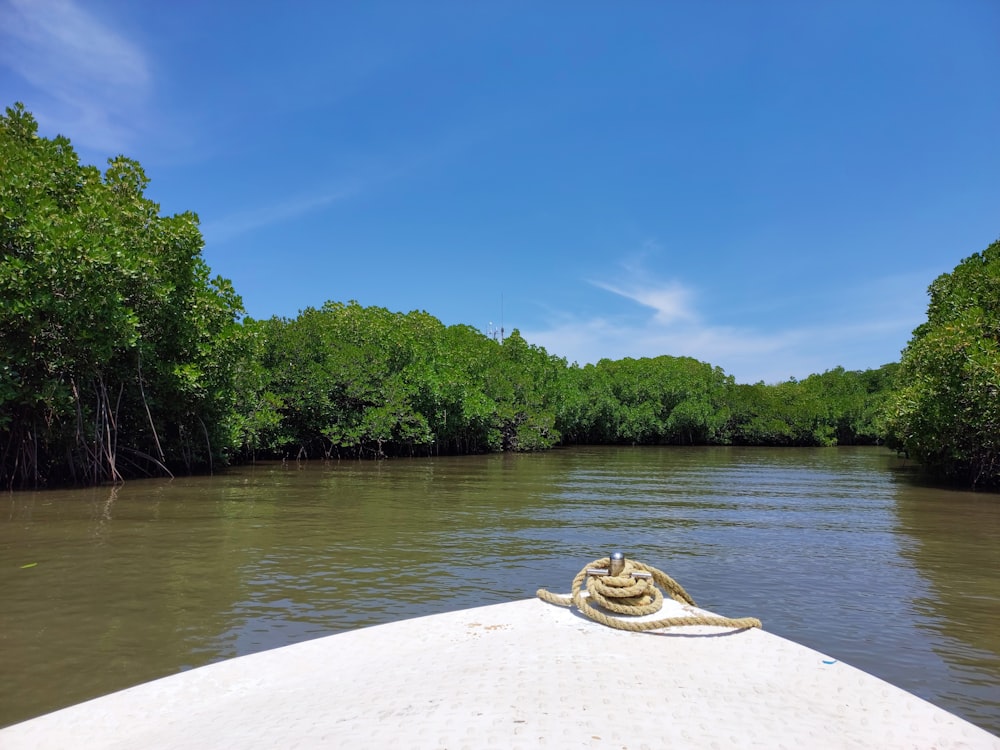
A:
[536,556,762,632]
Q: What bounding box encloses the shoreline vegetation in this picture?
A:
[3,104,998,490]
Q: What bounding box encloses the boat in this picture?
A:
[2,554,998,749]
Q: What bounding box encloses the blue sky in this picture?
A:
[2,1,998,384]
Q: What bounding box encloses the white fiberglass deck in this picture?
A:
[3,596,998,749]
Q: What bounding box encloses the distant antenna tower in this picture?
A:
[487,295,506,343]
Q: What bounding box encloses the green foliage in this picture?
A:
[1,103,244,487]
[254,302,441,457]
[557,356,732,445]
[243,305,895,461]
[243,306,566,459]
[223,302,901,462]
[2,102,911,485]
[725,366,895,447]
[884,239,1000,487]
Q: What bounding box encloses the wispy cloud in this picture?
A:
[201,148,434,245]
[200,188,356,245]
[591,279,698,325]
[523,267,925,384]
[0,0,150,152]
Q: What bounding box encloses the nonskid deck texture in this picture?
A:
[3,597,998,749]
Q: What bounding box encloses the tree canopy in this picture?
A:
[1,103,244,487]
[241,304,567,459]
[0,102,925,488]
[885,239,1000,487]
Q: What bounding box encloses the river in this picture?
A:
[2,446,998,734]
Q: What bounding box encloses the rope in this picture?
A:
[536,556,762,633]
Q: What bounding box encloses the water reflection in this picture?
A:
[1,447,998,735]
[892,481,1000,732]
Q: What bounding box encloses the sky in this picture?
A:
[1,1,998,384]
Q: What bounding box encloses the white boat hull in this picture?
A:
[2,597,997,748]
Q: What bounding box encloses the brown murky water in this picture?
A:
[2,446,998,734]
